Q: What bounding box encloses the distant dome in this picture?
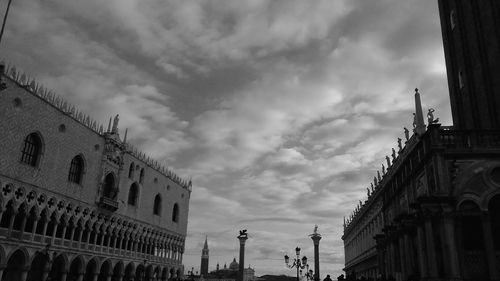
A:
[229,258,239,270]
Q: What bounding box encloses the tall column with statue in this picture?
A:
[237,230,248,281]
[310,225,322,281]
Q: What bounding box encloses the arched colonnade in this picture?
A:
[0,245,183,281]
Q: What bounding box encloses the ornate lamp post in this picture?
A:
[284,247,308,281]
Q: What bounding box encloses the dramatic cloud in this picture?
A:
[2,0,451,277]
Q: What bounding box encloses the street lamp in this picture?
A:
[284,247,308,281]
[187,267,195,281]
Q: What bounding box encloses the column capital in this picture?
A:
[310,234,321,245]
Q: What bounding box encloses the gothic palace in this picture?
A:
[0,64,191,281]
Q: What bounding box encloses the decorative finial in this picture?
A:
[404,127,409,141]
[398,138,402,151]
[382,164,386,175]
[386,155,391,168]
[377,170,381,182]
[123,128,128,143]
[112,114,119,134]
[367,187,371,197]
[392,148,396,160]
[413,88,426,135]
[107,117,112,133]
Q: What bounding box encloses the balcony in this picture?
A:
[438,127,500,150]
[98,196,119,211]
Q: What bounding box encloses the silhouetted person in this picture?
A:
[337,274,345,281]
[324,275,333,281]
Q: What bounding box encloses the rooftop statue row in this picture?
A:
[1,61,192,191]
[344,89,439,230]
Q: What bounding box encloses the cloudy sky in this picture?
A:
[0,0,452,277]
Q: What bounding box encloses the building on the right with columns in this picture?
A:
[342,1,500,280]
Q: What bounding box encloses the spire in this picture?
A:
[413,88,426,135]
[123,128,128,143]
[112,114,120,134]
[107,117,112,133]
[203,235,208,249]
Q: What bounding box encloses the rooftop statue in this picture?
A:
[427,108,439,124]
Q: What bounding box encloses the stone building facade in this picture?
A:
[0,64,191,281]
[342,1,500,280]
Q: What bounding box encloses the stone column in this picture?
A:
[68,226,75,241]
[424,219,438,278]
[0,266,4,281]
[60,271,68,281]
[20,214,28,234]
[51,222,59,244]
[237,231,248,281]
[61,225,68,241]
[403,233,411,275]
[398,235,407,280]
[41,220,49,237]
[31,217,39,241]
[77,228,84,245]
[481,213,499,280]
[7,210,17,236]
[310,231,321,281]
[76,273,84,281]
[20,267,29,281]
[442,211,460,279]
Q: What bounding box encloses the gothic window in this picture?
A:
[128,183,139,206]
[139,168,145,184]
[172,203,179,222]
[153,194,162,215]
[450,10,457,30]
[128,162,135,179]
[459,200,484,250]
[489,195,500,250]
[20,133,42,166]
[103,173,115,198]
[458,70,465,89]
[68,155,84,184]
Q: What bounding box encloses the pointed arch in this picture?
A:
[103,173,116,199]
[139,168,145,184]
[128,183,139,206]
[128,162,135,179]
[3,248,29,281]
[112,261,124,281]
[67,255,85,281]
[153,194,162,215]
[0,199,15,228]
[124,262,135,281]
[20,132,43,167]
[68,154,85,184]
[98,259,113,281]
[172,203,179,223]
